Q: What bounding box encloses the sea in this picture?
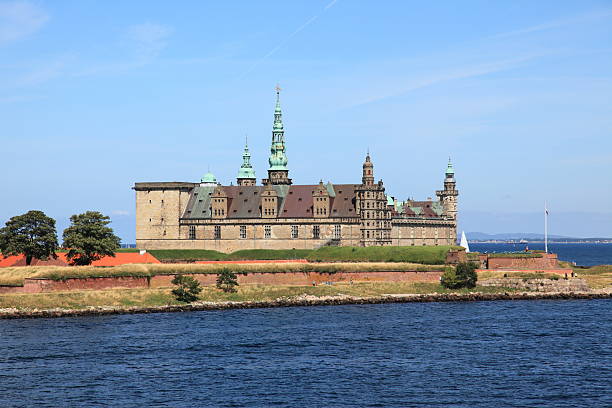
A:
[470,242,612,266]
[1,300,610,407]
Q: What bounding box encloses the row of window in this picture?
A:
[362,230,391,239]
[187,225,341,240]
[358,191,385,199]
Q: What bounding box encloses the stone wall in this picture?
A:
[480,278,590,293]
[391,221,456,247]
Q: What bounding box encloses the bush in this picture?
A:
[216,268,241,293]
[441,262,478,289]
[171,274,202,302]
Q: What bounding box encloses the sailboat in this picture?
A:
[460,231,470,253]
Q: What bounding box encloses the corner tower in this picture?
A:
[263,85,292,185]
[356,153,391,246]
[237,138,256,186]
[436,158,459,220]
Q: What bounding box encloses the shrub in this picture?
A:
[441,262,478,289]
[216,268,241,293]
[171,274,202,302]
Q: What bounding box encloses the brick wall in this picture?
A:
[0,270,443,294]
[487,253,559,269]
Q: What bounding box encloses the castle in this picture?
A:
[134,88,458,252]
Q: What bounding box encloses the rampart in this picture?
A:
[0,270,443,294]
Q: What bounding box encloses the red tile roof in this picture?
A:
[0,252,160,267]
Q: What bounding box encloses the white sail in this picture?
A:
[460,231,470,253]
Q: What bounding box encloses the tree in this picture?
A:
[216,268,240,293]
[0,210,59,265]
[441,262,478,289]
[62,211,121,266]
[171,274,202,302]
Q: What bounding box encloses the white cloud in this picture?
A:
[125,22,173,61]
[0,1,48,45]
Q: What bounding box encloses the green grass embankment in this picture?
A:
[149,245,458,264]
[0,282,517,311]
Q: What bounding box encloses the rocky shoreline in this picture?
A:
[1,291,610,319]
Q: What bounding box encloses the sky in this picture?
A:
[1,0,611,242]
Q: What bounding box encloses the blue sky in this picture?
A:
[1,0,611,242]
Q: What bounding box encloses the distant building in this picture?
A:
[134,88,458,252]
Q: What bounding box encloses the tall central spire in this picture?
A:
[264,85,292,185]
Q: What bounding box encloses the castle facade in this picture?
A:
[134,89,458,252]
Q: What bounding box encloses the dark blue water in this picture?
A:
[470,243,612,266]
[1,300,610,407]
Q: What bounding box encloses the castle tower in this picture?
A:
[436,158,459,220]
[263,85,292,185]
[362,153,374,186]
[356,153,391,246]
[237,138,256,186]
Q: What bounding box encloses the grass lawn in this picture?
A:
[0,282,516,311]
[572,265,612,289]
[148,245,458,264]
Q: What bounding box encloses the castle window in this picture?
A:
[240,225,247,239]
[291,225,298,239]
[333,225,341,239]
[313,225,320,239]
[149,200,152,204]
[189,225,196,240]
[214,225,221,239]
[264,225,271,239]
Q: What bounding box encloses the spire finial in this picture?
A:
[275,83,282,94]
[446,157,455,175]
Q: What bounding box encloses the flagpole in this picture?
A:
[544,201,548,254]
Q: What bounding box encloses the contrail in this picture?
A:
[237,0,339,80]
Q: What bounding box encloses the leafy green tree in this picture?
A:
[171,274,202,302]
[216,268,240,293]
[62,211,121,266]
[441,262,478,289]
[0,210,59,265]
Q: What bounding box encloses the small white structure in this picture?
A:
[460,231,470,253]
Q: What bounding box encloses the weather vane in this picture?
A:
[275,83,282,93]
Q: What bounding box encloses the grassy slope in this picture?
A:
[149,246,457,264]
[478,266,612,290]
[0,282,516,311]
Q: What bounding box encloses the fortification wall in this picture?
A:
[0,271,443,294]
[487,254,559,270]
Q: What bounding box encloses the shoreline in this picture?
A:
[1,291,610,320]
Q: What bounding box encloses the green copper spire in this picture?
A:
[237,137,256,179]
[446,157,455,176]
[268,85,288,171]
